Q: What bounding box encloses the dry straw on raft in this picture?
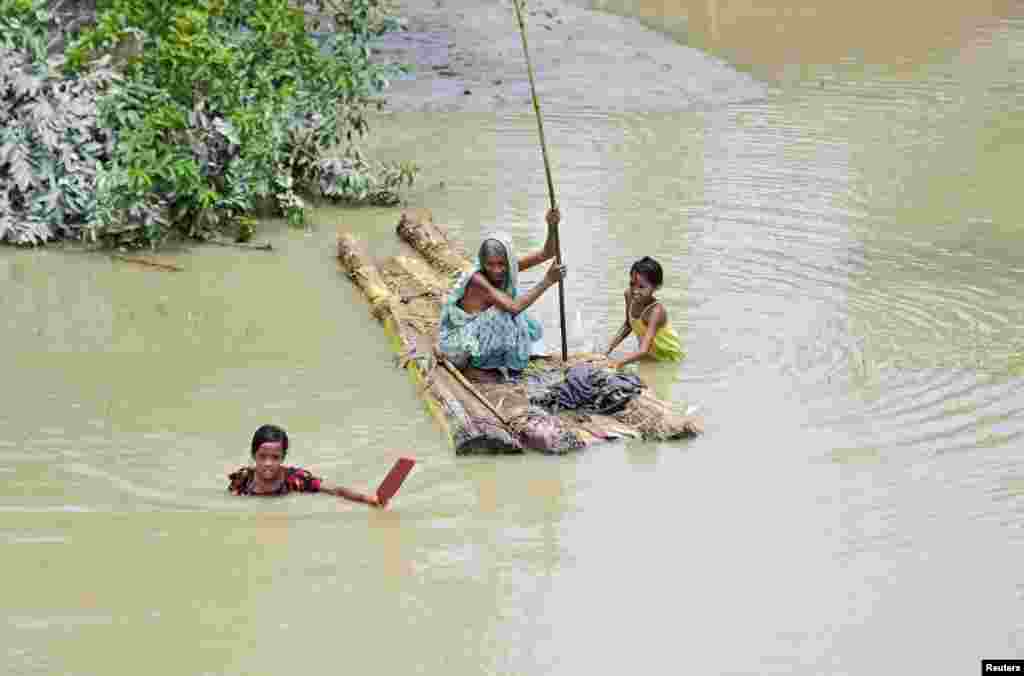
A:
[337,211,702,453]
[337,233,521,453]
[394,210,703,444]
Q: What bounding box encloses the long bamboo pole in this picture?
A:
[438,357,510,426]
[511,0,568,362]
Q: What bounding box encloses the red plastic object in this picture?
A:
[376,457,416,504]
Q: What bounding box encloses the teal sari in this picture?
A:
[437,233,544,371]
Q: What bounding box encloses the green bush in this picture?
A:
[0,0,121,245]
[1,0,417,247]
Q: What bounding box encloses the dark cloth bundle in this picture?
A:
[529,365,646,415]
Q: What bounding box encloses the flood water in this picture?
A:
[3,2,1023,674]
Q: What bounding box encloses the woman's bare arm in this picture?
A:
[519,208,560,272]
[474,263,565,316]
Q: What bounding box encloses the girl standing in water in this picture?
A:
[604,256,684,369]
[229,425,382,506]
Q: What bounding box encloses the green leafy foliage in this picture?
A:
[1,0,417,248]
[0,0,120,245]
[77,0,417,245]
[319,154,417,206]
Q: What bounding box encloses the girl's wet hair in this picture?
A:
[478,238,508,265]
[631,256,664,288]
[251,424,289,457]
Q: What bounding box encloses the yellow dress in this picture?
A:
[628,301,684,362]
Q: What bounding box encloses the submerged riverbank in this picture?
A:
[374,0,766,113]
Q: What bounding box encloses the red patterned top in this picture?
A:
[228,466,322,496]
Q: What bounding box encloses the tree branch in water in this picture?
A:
[110,255,184,272]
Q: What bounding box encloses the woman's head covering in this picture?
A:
[476,232,518,295]
[437,231,543,372]
[440,232,520,331]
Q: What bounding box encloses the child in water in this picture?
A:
[604,256,685,369]
[228,424,383,506]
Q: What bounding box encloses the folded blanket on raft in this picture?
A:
[529,365,646,415]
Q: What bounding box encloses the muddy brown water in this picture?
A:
[3,2,1023,674]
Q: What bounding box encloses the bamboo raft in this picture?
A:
[336,209,703,454]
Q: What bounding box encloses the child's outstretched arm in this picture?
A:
[604,290,633,356]
[321,483,383,507]
[605,322,631,355]
[610,303,667,369]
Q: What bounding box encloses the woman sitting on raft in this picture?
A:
[437,208,567,374]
